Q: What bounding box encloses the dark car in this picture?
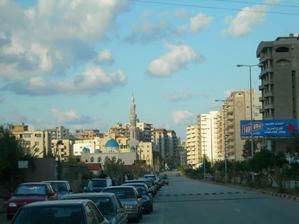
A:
[11,199,108,224]
[63,193,128,224]
[43,180,72,199]
[84,178,112,192]
[102,186,142,221]
[122,183,153,213]
[124,178,156,195]
[7,182,57,220]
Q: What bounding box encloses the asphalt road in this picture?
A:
[141,174,299,224]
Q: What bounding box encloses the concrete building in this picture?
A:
[197,111,222,164]
[47,126,70,140]
[222,90,262,160]
[152,128,168,159]
[137,142,153,167]
[75,129,102,140]
[257,34,299,152]
[109,123,130,138]
[51,139,73,161]
[137,122,153,142]
[185,125,201,167]
[10,124,51,158]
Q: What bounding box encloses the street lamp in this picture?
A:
[215,99,228,183]
[236,64,259,158]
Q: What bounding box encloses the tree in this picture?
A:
[103,157,125,180]
[0,126,34,192]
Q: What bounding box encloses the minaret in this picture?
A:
[129,96,138,151]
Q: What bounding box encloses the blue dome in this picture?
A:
[105,139,119,149]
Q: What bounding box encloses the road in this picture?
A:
[2,174,299,224]
[142,174,299,224]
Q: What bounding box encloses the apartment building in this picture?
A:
[223,90,262,160]
[257,34,299,152]
[10,124,51,158]
[197,111,222,164]
[185,125,200,167]
[137,122,153,142]
[137,141,153,167]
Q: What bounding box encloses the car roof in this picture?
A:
[43,180,69,183]
[19,182,49,186]
[23,199,90,208]
[123,183,146,187]
[103,186,136,190]
[63,192,115,199]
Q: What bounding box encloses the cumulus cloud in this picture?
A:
[190,13,213,32]
[96,49,114,64]
[51,108,94,125]
[147,44,200,77]
[0,0,128,86]
[172,110,194,125]
[2,65,127,95]
[225,0,278,37]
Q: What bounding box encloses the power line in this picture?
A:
[206,0,299,9]
[129,0,299,16]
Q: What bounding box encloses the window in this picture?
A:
[275,46,289,52]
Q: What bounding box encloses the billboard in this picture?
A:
[240,119,298,138]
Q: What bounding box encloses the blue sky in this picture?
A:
[0,0,298,138]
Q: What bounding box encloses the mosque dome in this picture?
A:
[105,139,119,150]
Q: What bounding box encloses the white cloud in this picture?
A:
[96,49,114,64]
[2,65,127,95]
[190,13,213,32]
[51,108,94,125]
[0,0,128,84]
[172,110,194,125]
[225,1,278,37]
[147,44,200,77]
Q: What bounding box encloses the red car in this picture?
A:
[6,182,57,220]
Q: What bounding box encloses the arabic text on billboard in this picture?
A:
[240,120,298,138]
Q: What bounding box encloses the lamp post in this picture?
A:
[236,64,259,158]
[215,99,228,183]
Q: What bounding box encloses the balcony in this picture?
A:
[263,79,273,85]
[264,91,273,97]
[259,96,264,102]
[259,85,264,91]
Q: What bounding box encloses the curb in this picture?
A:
[184,174,299,202]
[259,190,299,201]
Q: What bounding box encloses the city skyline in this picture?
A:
[0,0,298,138]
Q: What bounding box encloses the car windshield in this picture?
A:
[92,180,106,188]
[14,185,46,196]
[12,205,83,224]
[50,182,68,193]
[136,187,146,196]
[103,188,135,199]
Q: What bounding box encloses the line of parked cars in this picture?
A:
[6,173,169,224]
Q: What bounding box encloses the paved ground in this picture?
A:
[2,174,299,224]
[142,174,299,224]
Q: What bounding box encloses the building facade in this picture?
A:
[257,34,299,152]
[185,125,201,167]
[222,90,262,160]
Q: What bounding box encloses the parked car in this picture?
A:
[6,182,57,220]
[43,180,72,199]
[84,178,112,192]
[122,183,153,213]
[11,199,108,224]
[63,192,128,224]
[124,178,156,195]
[102,186,142,221]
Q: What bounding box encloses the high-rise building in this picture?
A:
[257,34,299,152]
[152,129,168,159]
[197,111,222,164]
[137,122,153,142]
[222,90,262,160]
[185,125,200,167]
[75,129,102,140]
[137,142,153,167]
